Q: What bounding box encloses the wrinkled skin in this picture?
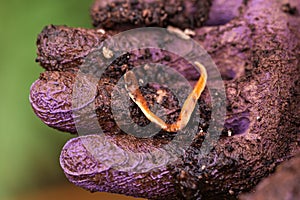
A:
[29,0,300,199]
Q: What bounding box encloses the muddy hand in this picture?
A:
[29,0,300,199]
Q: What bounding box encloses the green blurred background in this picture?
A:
[0,1,140,200]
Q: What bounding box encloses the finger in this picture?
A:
[91,0,212,30]
[30,68,198,134]
[35,25,201,80]
[30,71,77,133]
[36,25,110,71]
[29,71,102,134]
[60,134,179,199]
[29,69,128,134]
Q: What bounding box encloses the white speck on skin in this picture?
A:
[184,29,196,36]
[96,29,106,34]
[144,64,150,70]
[103,47,113,59]
[167,26,190,40]
[139,79,144,85]
[256,116,261,120]
[156,89,167,104]
[228,130,232,137]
